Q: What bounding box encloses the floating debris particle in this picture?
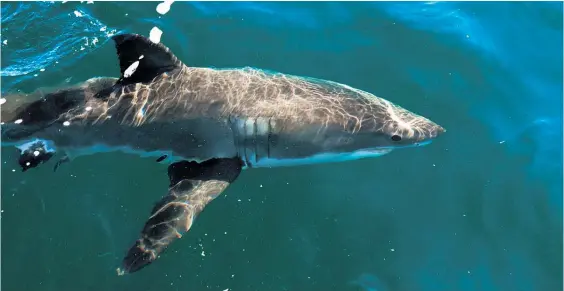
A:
[156,0,174,15]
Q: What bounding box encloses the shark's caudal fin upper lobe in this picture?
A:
[111,34,183,86]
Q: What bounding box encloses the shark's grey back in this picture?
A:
[107,66,436,140]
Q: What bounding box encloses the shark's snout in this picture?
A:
[381,117,445,148]
[411,123,445,147]
[423,122,446,140]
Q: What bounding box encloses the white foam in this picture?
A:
[63,121,71,126]
[14,119,23,124]
[73,10,83,17]
[0,98,6,105]
[156,0,174,15]
[149,27,163,44]
[2,40,6,45]
[33,151,40,157]
[124,61,139,78]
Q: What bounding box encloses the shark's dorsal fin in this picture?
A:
[111,34,182,85]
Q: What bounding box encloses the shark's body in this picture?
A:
[3,67,440,168]
[0,34,445,275]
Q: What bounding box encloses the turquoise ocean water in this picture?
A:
[1,1,562,291]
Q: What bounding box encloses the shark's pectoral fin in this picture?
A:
[111,33,183,86]
[117,157,243,275]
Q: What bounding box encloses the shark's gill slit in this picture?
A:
[267,117,273,159]
[253,117,259,164]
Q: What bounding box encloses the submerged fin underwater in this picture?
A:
[0,1,562,291]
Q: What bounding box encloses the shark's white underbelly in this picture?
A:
[62,144,394,168]
[248,148,393,168]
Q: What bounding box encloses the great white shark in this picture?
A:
[0,33,445,275]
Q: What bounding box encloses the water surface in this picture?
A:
[1,2,562,291]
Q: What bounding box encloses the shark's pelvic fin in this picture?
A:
[111,34,183,86]
[53,155,70,172]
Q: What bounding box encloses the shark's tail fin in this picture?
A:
[111,34,184,86]
[0,77,117,143]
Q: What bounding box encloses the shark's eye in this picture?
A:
[391,135,402,142]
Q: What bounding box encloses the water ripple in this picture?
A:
[1,2,119,79]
